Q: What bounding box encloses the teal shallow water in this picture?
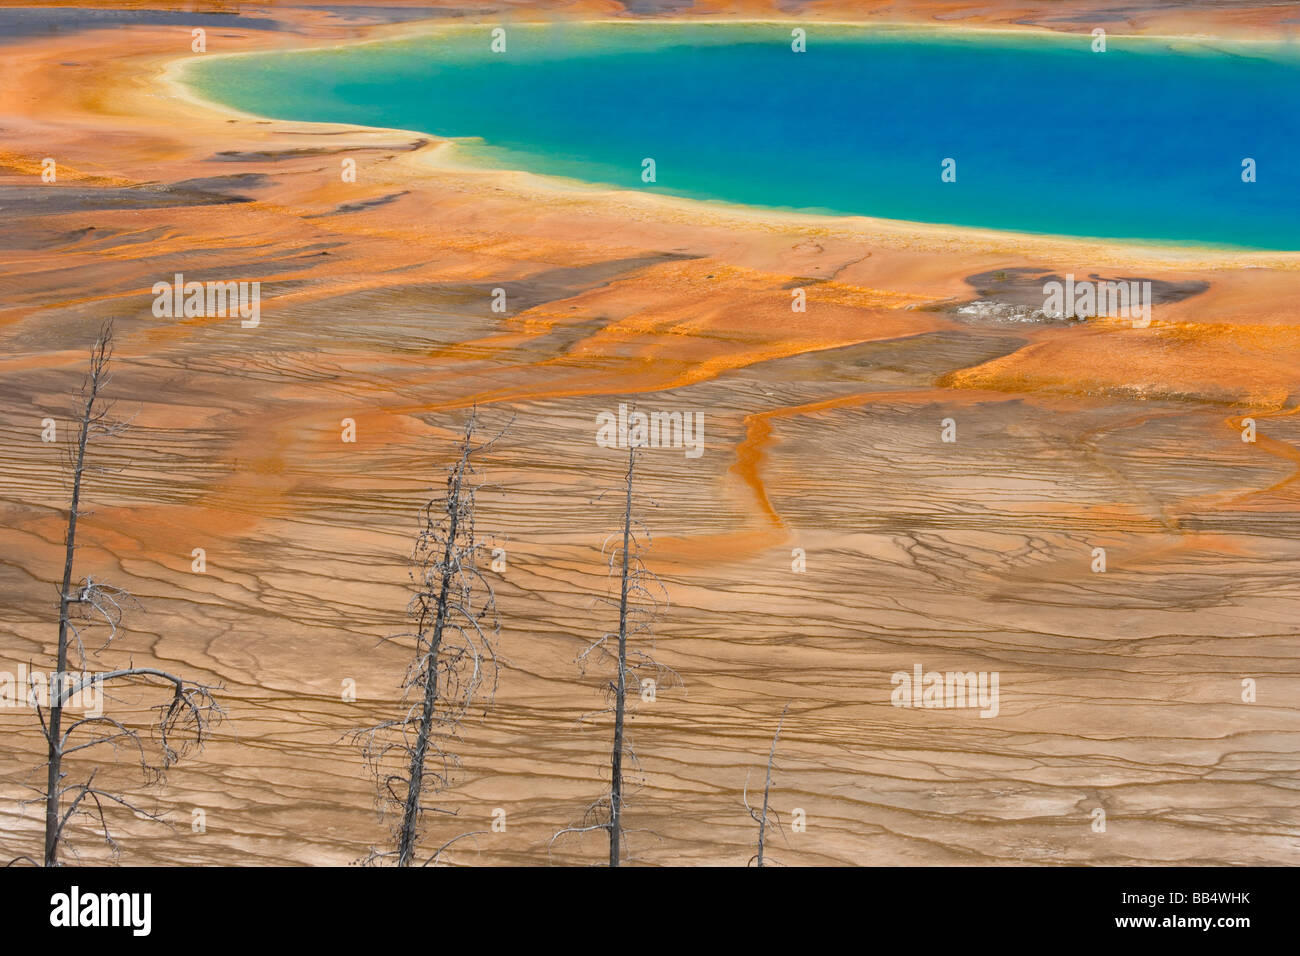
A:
[188,23,1300,249]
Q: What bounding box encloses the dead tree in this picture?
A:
[18,322,222,867]
[745,704,790,867]
[552,440,679,866]
[355,412,504,867]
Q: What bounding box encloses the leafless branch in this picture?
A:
[30,322,223,866]
[554,433,682,866]
[353,409,506,866]
[746,704,790,867]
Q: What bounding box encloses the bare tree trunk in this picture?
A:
[28,322,221,867]
[44,327,110,867]
[356,413,503,867]
[755,705,788,868]
[554,431,678,865]
[609,442,636,867]
[396,441,468,868]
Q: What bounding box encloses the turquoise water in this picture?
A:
[188,23,1300,249]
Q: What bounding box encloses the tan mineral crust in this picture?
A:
[0,1,1297,865]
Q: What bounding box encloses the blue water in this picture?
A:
[188,23,1300,249]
